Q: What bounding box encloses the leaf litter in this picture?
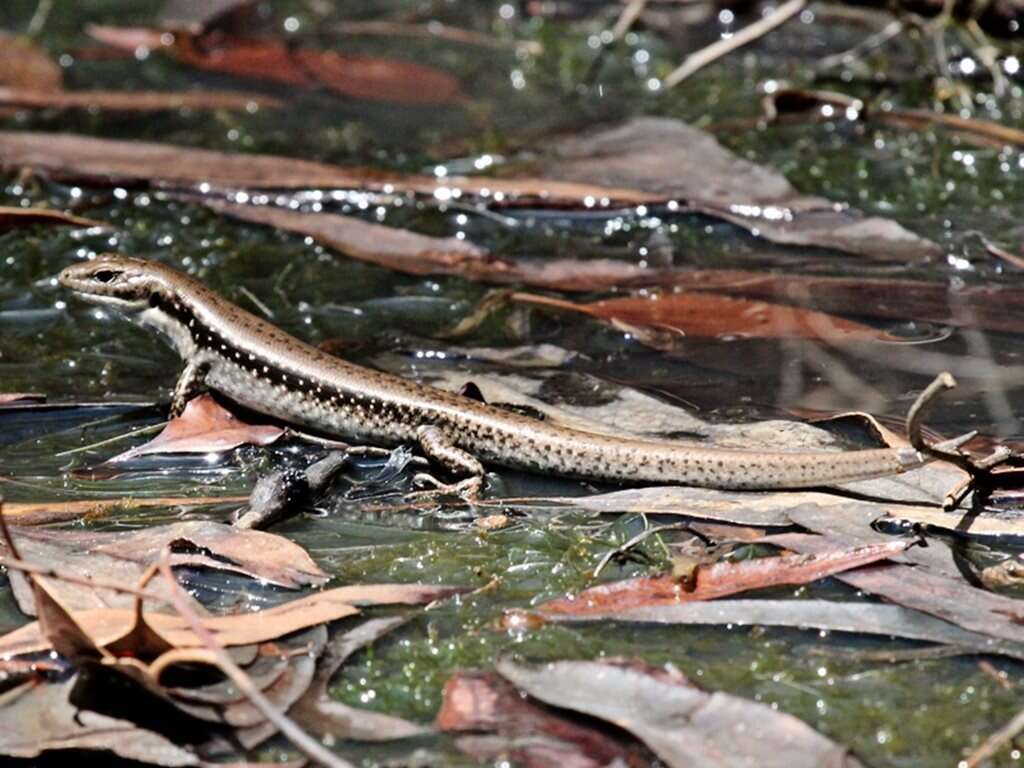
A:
[494,658,862,768]
[0,506,464,765]
[0,117,937,259]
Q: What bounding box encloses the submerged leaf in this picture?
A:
[512,290,902,343]
[438,672,651,767]
[107,394,283,462]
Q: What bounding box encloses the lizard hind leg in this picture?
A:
[413,425,485,500]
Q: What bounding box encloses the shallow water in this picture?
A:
[3,1,1024,765]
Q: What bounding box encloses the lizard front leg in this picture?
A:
[414,425,485,499]
[169,360,210,417]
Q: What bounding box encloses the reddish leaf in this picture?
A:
[512,290,902,343]
[108,394,283,463]
[88,26,464,105]
[0,32,62,92]
[538,540,911,617]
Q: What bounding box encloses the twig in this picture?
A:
[25,0,53,38]
[612,0,648,40]
[663,0,808,89]
[156,549,355,768]
[818,19,904,70]
[54,421,166,457]
[237,285,275,319]
[965,704,1024,766]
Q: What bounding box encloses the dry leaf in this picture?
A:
[538,540,911,617]
[108,394,283,462]
[497,658,861,768]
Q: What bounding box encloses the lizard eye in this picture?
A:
[93,270,119,284]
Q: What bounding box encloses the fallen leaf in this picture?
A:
[0,206,105,229]
[770,533,1024,643]
[0,494,248,525]
[659,268,1024,335]
[496,658,861,768]
[0,583,463,658]
[3,521,328,615]
[541,117,940,260]
[511,290,902,343]
[0,32,62,92]
[89,26,464,105]
[438,672,651,767]
[538,540,911,617]
[539,598,1024,660]
[0,86,282,112]
[107,394,283,462]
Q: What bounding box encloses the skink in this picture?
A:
[59,255,932,491]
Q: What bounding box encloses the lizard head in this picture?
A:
[59,255,170,312]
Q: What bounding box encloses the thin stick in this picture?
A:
[156,550,355,768]
[25,0,53,37]
[593,522,687,578]
[965,705,1024,767]
[54,421,166,457]
[663,0,807,89]
[612,0,648,40]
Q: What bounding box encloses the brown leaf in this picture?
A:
[107,394,283,462]
[202,197,498,275]
[90,25,464,105]
[660,268,1024,335]
[539,598,1024,661]
[496,658,861,768]
[0,123,940,261]
[0,206,105,229]
[512,290,902,343]
[0,87,282,112]
[771,533,1024,643]
[542,117,940,260]
[538,540,911,617]
[0,494,249,525]
[438,672,651,768]
[0,582,463,658]
[3,521,328,615]
[0,32,62,92]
